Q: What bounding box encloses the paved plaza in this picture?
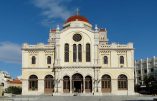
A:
[0,95,157,101]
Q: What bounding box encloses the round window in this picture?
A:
[73,34,82,42]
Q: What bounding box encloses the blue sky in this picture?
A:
[0,0,157,78]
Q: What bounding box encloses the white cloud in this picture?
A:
[32,0,73,20]
[0,42,21,64]
[17,75,22,79]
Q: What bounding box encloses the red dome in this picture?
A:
[65,15,89,23]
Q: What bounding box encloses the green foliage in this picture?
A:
[143,75,155,86]
[138,75,157,94]
[5,86,22,94]
[134,84,140,92]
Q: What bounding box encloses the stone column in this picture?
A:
[54,69,58,93]
[83,78,85,93]
[92,79,94,94]
[55,44,60,64]
[70,79,72,93]
[38,79,44,94]
[94,44,96,64]
[94,44,99,64]
[96,68,99,92]
[60,79,63,93]
[54,43,57,65]
[111,79,117,95]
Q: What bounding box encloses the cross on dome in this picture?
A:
[76,8,80,16]
[65,9,90,24]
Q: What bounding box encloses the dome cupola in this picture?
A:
[63,9,92,29]
[65,15,89,24]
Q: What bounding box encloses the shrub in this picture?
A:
[134,84,140,92]
[5,86,22,94]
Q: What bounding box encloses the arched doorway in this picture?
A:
[101,74,111,93]
[118,74,128,90]
[44,75,54,94]
[85,76,92,93]
[29,75,38,90]
[63,76,70,93]
[72,73,83,93]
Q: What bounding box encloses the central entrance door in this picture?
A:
[72,73,83,93]
[74,81,82,92]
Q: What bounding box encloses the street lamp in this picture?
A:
[96,69,99,92]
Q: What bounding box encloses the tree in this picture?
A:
[5,86,22,94]
[134,84,140,92]
[143,75,155,86]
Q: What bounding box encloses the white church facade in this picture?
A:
[22,13,135,95]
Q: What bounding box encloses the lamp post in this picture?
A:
[52,67,58,93]
[56,79,59,93]
[55,68,60,93]
[96,69,99,92]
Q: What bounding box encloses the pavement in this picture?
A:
[0,95,157,101]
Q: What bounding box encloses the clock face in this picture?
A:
[73,34,82,42]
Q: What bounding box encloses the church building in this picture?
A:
[22,12,135,95]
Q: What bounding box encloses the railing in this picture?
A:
[22,43,53,49]
[99,44,133,49]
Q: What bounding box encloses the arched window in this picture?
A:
[47,56,51,64]
[104,56,108,64]
[1,83,4,86]
[120,56,124,64]
[85,76,92,93]
[32,56,36,64]
[118,74,128,90]
[78,44,82,62]
[86,43,90,62]
[101,74,111,92]
[73,44,77,62]
[64,43,69,62]
[29,75,38,90]
[44,75,54,93]
[63,76,70,93]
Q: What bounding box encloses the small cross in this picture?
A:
[76,8,79,15]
